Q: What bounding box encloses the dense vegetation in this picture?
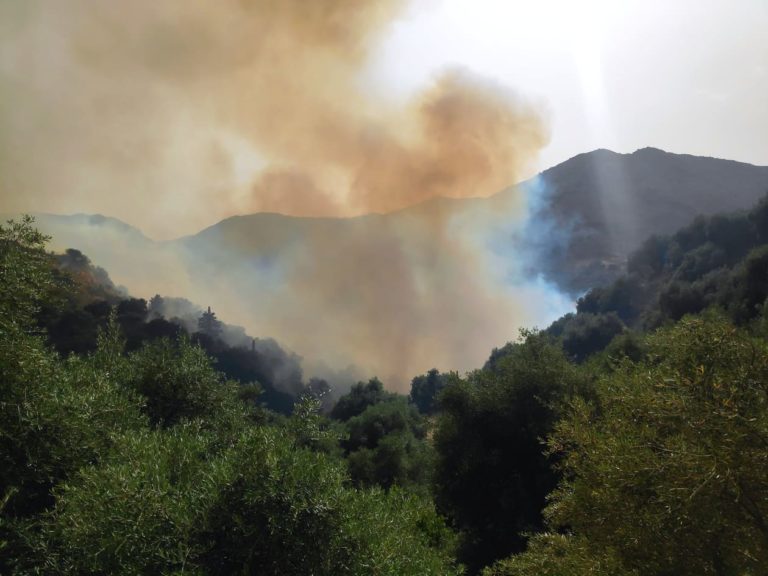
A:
[36,250,307,414]
[0,217,459,575]
[548,193,768,362]
[3,192,768,575]
[486,315,768,575]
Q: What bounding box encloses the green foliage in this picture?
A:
[196,427,459,576]
[41,295,181,357]
[433,330,586,573]
[16,204,768,576]
[705,212,758,261]
[36,262,297,414]
[657,279,709,320]
[483,533,634,576]
[124,336,247,431]
[212,345,295,414]
[409,368,450,414]
[40,423,226,575]
[0,330,145,520]
[674,241,727,281]
[560,193,768,335]
[340,487,461,576]
[529,316,768,575]
[1,220,461,575]
[626,234,669,277]
[750,193,768,243]
[576,276,644,323]
[287,392,341,453]
[343,398,432,489]
[11,359,455,575]
[195,426,348,575]
[0,216,54,331]
[558,312,625,362]
[330,377,395,421]
[0,314,145,573]
[588,330,647,371]
[724,245,768,323]
[51,248,121,305]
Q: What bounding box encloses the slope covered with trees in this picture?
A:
[522,147,768,293]
[546,192,768,363]
[5,193,768,576]
[486,316,768,576]
[0,217,460,575]
[34,252,309,414]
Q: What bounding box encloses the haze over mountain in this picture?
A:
[523,147,768,292]
[18,147,768,388]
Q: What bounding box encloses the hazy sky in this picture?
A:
[1,0,766,238]
[371,0,768,170]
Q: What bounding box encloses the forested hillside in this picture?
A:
[0,217,459,575]
[523,147,768,292]
[3,203,768,575]
[18,149,768,389]
[35,249,320,414]
[547,192,768,362]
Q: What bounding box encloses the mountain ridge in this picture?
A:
[12,147,768,298]
[13,147,766,245]
[521,146,768,291]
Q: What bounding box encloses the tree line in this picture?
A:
[3,192,768,575]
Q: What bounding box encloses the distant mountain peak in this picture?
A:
[529,146,768,293]
[631,146,667,155]
[20,147,768,302]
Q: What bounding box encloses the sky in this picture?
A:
[1,0,766,239]
[370,0,768,171]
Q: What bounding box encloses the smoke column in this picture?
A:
[0,0,571,389]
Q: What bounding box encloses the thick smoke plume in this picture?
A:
[1,0,567,389]
[1,0,546,230]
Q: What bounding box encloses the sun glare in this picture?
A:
[440,0,615,53]
[371,0,620,144]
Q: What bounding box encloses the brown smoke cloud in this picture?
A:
[0,0,560,388]
[0,0,547,230]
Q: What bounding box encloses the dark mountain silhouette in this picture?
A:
[519,147,768,292]
[14,148,768,380]
[171,148,768,294]
[20,148,768,297]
